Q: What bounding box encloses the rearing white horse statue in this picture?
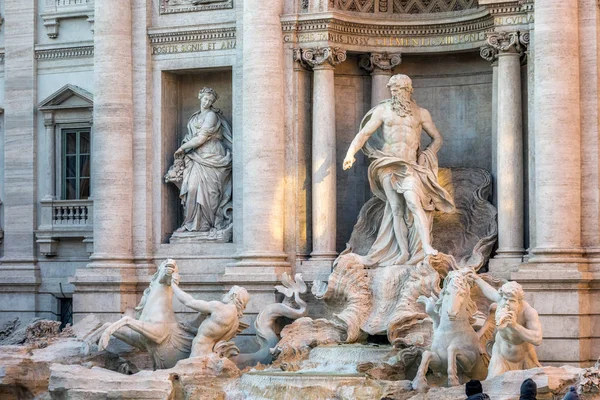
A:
[98,259,195,370]
[411,269,495,392]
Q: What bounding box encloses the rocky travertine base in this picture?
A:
[49,355,240,400]
[0,316,147,400]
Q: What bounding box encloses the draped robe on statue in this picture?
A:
[354,101,455,267]
[179,109,233,232]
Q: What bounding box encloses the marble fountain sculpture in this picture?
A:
[11,76,581,399]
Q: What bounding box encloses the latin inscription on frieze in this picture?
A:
[288,31,488,48]
[152,40,236,55]
[494,14,534,26]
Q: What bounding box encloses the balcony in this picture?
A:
[36,199,93,257]
[41,0,95,38]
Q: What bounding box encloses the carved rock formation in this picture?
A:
[233,273,309,369]
[270,317,346,369]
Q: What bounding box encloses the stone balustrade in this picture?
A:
[35,199,93,256]
[45,0,94,9]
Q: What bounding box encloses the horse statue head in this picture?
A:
[135,259,179,318]
[436,269,477,323]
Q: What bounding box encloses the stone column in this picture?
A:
[42,114,55,200]
[0,0,39,320]
[72,0,136,322]
[359,52,402,107]
[292,49,312,261]
[301,47,346,261]
[231,0,289,274]
[528,0,583,263]
[480,32,528,269]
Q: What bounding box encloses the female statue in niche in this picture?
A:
[165,87,233,242]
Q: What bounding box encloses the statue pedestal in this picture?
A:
[169,224,233,243]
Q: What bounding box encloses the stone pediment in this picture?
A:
[38,84,93,112]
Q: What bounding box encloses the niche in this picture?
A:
[161,68,233,244]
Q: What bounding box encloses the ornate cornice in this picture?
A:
[486,1,533,16]
[359,52,402,72]
[148,27,236,45]
[300,47,347,68]
[36,45,94,60]
[283,15,493,38]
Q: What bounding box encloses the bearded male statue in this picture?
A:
[343,74,455,267]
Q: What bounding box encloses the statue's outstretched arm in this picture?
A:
[343,106,384,169]
[511,307,543,346]
[172,282,213,314]
[473,276,502,303]
[420,108,443,154]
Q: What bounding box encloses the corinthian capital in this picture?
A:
[300,47,347,69]
[359,52,402,74]
[485,31,528,55]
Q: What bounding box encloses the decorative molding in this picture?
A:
[359,52,402,72]
[282,14,493,52]
[41,0,94,39]
[159,0,233,14]
[148,27,236,55]
[283,15,493,38]
[486,1,533,16]
[35,46,94,60]
[300,47,347,68]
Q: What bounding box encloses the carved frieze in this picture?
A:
[149,27,236,55]
[160,0,233,14]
